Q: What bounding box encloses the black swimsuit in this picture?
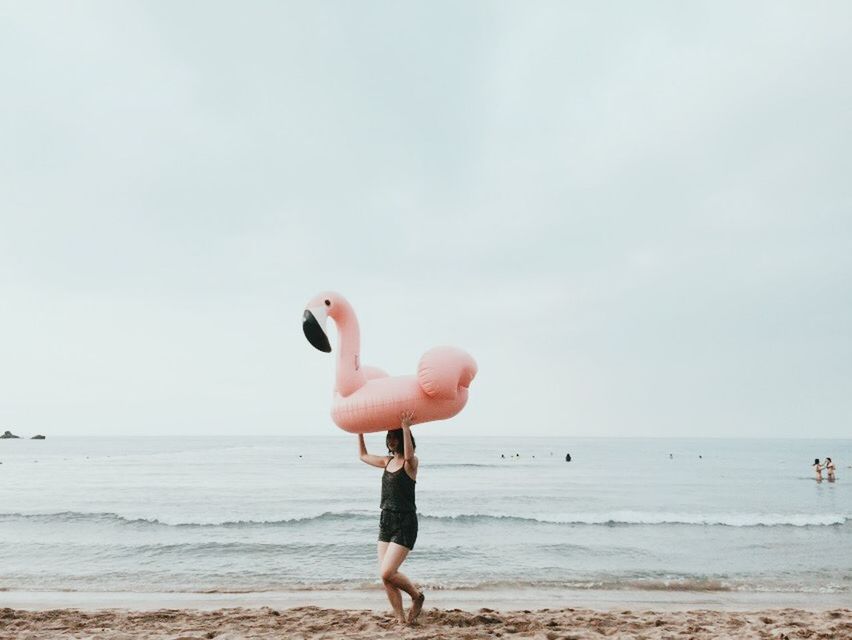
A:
[378,458,418,550]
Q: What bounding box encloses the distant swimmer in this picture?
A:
[501,454,505,459]
[825,457,836,482]
[565,453,571,462]
[813,458,823,482]
[669,453,673,459]
[699,455,702,460]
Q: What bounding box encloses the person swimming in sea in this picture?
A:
[357,411,424,625]
[813,458,823,482]
[825,457,836,482]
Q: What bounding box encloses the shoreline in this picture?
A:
[2,587,849,612]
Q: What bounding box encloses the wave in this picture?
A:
[426,512,852,527]
[185,578,736,593]
[0,510,848,528]
[0,511,373,529]
[428,463,499,468]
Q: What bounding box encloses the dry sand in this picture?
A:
[1,606,849,639]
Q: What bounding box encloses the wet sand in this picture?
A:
[1,605,849,639]
[4,587,850,612]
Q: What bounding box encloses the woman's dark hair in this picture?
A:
[814,458,820,465]
[826,457,831,463]
[386,429,415,456]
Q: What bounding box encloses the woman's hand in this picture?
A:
[400,411,416,462]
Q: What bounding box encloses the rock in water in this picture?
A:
[31,435,46,440]
[1,430,20,439]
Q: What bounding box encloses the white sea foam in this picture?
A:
[423,511,851,527]
[2,510,847,528]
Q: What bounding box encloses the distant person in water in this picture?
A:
[357,411,424,625]
[825,457,836,482]
[565,453,571,462]
[813,458,823,482]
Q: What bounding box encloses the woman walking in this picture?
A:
[358,411,425,624]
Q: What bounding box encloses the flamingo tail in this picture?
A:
[416,346,478,400]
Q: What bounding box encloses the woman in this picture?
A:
[813,458,823,482]
[825,457,836,482]
[357,411,425,625]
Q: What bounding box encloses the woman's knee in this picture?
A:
[380,567,396,583]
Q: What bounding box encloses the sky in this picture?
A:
[1,1,850,438]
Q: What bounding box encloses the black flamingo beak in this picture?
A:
[303,308,332,353]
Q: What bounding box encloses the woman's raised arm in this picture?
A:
[358,434,389,468]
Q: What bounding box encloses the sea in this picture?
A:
[0,436,849,597]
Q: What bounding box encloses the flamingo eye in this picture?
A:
[324,299,331,306]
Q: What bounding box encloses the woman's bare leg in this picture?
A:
[379,543,424,622]
[377,542,405,623]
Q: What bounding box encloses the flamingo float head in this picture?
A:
[302,297,332,352]
[302,291,355,353]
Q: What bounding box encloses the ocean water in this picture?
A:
[0,436,849,595]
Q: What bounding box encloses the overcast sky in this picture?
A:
[1,1,850,438]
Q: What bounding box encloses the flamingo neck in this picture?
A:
[333,304,366,397]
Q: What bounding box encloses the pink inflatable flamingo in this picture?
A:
[302,292,477,433]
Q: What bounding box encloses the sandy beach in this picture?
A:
[1,605,849,640]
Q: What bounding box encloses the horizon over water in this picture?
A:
[11,433,847,439]
[0,436,849,598]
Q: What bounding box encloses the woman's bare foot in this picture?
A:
[407,591,425,623]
